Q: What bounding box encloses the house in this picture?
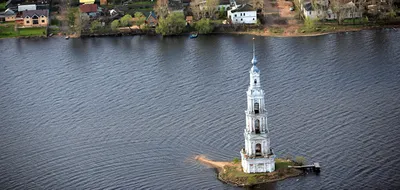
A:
[340,1,362,19]
[301,1,329,20]
[100,0,107,5]
[146,11,158,27]
[301,0,362,20]
[227,4,257,24]
[185,15,193,25]
[21,9,48,27]
[0,9,16,22]
[79,4,99,18]
[18,4,37,12]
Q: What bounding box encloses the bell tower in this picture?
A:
[240,38,275,173]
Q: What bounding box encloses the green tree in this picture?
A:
[295,156,306,166]
[90,20,102,33]
[303,17,316,32]
[194,18,214,34]
[156,12,186,36]
[111,20,120,31]
[120,14,133,27]
[134,12,146,28]
[232,157,240,164]
[67,8,76,27]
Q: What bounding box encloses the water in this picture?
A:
[0,31,400,189]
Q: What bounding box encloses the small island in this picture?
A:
[195,155,303,187]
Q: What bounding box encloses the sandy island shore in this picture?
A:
[194,155,232,172]
[195,155,302,187]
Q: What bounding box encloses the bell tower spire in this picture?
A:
[240,38,275,173]
[251,37,257,66]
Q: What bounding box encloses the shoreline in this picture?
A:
[1,24,399,40]
[195,155,303,187]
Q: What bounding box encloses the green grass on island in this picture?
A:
[219,159,302,186]
[0,23,47,38]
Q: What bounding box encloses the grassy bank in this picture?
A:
[195,155,303,187]
[218,159,302,186]
[0,23,47,38]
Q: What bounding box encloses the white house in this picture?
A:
[301,0,362,20]
[240,41,275,173]
[227,4,257,24]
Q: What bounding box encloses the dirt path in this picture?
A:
[194,155,233,172]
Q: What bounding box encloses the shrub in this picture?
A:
[295,156,306,166]
[232,157,240,164]
[247,176,257,185]
[194,18,214,34]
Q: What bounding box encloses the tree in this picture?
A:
[303,17,316,32]
[190,0,203,20]
[81,14,90,31]
[120,14,133,27]
[134,12,146,28]
[252,0,264,11]
[67,8,76,27]
[294,0,304,19]
[311,0,326,21]
[295,156,306,166]
[194,18,214,34]
[156,12,186,36]
[111,20,120,31]
[330,0,345,25]
[90,20,102,33]
[204,0,219,19]
[154,0,169,18]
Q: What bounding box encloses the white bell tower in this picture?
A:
[240,38,275,173]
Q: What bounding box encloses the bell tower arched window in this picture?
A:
[255,143,262,156]
[255,119,260,134]
[254,103,259,114]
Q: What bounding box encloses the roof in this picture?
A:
[22,10,48,17]
[79,4,98,13]
[1,8,16,15]
[146,11,157,20]
[80,0,95,4]
[231,4,256,13]
[303,2,327,11]
[251,65,260,73]
[18,4,37,12]
[186,16,193,21]
[220,0,231,5]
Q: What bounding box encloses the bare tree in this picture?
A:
[154,0,169,19]
[190,0,203,20]
[311,0,326,21]
[330,0,345,25]
[204,0,219,19]
[251,0,264,11]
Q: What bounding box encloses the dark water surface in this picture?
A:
[1,31,400,190]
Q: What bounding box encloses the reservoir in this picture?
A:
[0,31,400,189]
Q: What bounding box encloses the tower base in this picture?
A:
[240,151,275,173]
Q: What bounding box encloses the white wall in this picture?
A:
[228,10,257,24]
